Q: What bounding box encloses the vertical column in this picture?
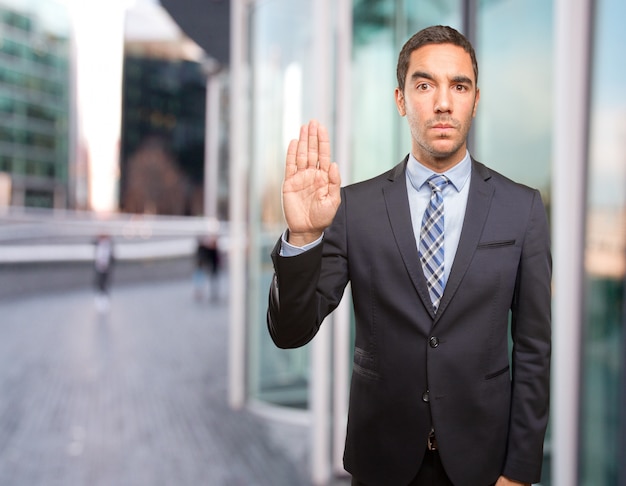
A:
[204,63,221,220]
[462,0,477,153]
[228,0,249,410]
[621,293,626,485]
[462,0,478,49]
[0,173,11,208]
[67,19,82,210]
[552,0,593,484]
[332,0,353,478]
[310,0,333,483]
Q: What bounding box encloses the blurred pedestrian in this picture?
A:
[93,233,114,312]
[193,234,221,301]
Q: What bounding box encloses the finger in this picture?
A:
[317,123,331,172]
[295,123,309,170]
[326,162,342,209]
[285,139,298,178]
[307,120,319,169]
[328,162,342,194]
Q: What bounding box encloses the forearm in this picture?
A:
[268,194,349,349]
[267,239,326,348]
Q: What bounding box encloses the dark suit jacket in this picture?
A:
[267,157,551,486]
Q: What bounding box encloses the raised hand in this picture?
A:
[283,120,341,247]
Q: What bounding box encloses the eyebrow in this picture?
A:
[451,75,474,86]
[410,70,474,87]
[410,70,434,82]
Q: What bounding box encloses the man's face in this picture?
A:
[395,43,480,171]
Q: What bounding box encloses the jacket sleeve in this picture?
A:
[267,194,349,349]
[503,189,552,483]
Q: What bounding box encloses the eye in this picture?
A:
[416,83,430,91]
[454,84,468,92]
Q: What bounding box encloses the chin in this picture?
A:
[430,142,459,157]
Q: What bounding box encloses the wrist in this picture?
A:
[287,230,323,247]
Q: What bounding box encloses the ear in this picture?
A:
[394,88,406,116]
[472,88,480,118]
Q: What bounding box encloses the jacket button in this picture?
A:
[422,390,430,402]
[429,336,439,348]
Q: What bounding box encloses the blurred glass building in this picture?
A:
[0,0,226,216]
[121,0,229,219]
[0,0,70,208]
[225,0,626,485]
[121,48,208,216]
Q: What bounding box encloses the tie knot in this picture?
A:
[427,174,449,193]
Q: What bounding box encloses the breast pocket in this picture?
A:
[466,239,520,296]
[477,239,516,249]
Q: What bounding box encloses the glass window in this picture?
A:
[0,156,11,172]
[475,0,553,198]
[580,0,626,484]
[351,0,402,182]
[351,0,460,182]
[3,9,31,31]
[246,0,317,408]
[24,189,53,208]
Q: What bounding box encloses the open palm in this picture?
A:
[282,120,341,246]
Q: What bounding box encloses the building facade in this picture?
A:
[228,0,626,485]
[0,0,70,209]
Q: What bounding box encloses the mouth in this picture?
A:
[431,124,455,137]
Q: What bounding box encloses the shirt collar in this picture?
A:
[406,150,472,193]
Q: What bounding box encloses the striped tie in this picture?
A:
[419,174,449,312]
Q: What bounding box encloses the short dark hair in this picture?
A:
[396,25,479,92]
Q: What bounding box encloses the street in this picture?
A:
[0,274,315,486]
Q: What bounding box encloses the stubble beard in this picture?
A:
[409,116,472,164]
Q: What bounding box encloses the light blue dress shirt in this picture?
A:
[406,151,472,287]
[281,151,473,282]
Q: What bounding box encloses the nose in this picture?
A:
[434,88,452,113]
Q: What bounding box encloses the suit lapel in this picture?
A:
[435,160,494,321]
[383,157,436,317]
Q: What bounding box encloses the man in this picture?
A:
[93,233,114,312]
[267,25,551,486]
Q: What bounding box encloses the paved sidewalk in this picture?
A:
[0,275,349,486]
